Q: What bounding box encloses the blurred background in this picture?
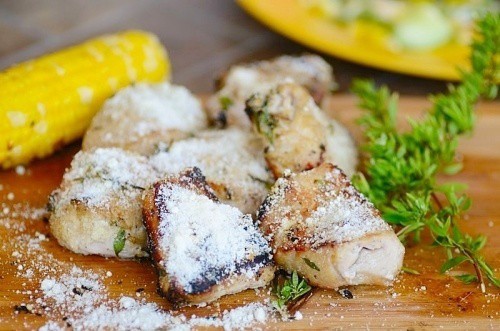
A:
[0,0,455,94]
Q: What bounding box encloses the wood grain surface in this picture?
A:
[0,95,498,330]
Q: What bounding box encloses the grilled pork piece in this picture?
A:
[246,83,358,178]
[246,83,327,178]
[49,148,158,258]
[149,128,272,215]
[143,167,275,306]
[206,54,335,129]
[258,163,404,289]
[83,83,207,155]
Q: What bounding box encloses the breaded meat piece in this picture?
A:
[245,83,327,178]
[82,83,207,155]
[143,167,275,306]
[206,54,335,129]
[246,83,358,177]
[49,148,159,258]
[258,163,404,289]
[149,128,272,215]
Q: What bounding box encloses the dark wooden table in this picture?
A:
[0,0,449,95]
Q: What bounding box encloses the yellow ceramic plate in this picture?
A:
[238,0,469,81]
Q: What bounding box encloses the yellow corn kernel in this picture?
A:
[0,30,170,169]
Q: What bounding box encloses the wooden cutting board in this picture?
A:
[0,95,498,330]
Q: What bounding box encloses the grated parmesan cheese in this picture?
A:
[262,165,390,248]
[86,82,206,144]
[2,202,262,331]
[155,181,272,293]
[37,269,272,331]
[48,148,159,257]
[53,148,156,210]
[150,129,271,214]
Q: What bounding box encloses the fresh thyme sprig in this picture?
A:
[272,271,312,317]
[351,13,499,292]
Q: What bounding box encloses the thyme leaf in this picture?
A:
[249,175,274,190]
[254,109,277,144]
[351,13,499,292]
[113,229,126,256]
[272,271,312,316]
[219,95,233,111]
[401,266,420,275]
[302,258,321,271]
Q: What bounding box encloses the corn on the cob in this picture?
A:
[0,30,170,169]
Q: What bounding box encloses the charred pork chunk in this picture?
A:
[246,83,327,178]
[142,167,275,306]
[206,54,335,129]
[246,83,358,178]
[149,128,272,215]
[258,163,404,289]
[83,83,207,155]
[49,148,158,258]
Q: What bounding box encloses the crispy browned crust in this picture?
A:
[143,167,275,306]
[163,266,275,307]
[257,163,377,252]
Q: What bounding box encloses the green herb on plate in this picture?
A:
[113,229,126,256]
[219,95,233,111]
[303,258,321,271]
[401,266,420,275]
[351,13,499,293]
[272,271,312,317]
[254,108,277,144]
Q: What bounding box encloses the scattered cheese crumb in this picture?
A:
[15,165,26,176]
[294,311,303,320]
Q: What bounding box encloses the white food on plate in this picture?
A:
[245,83,327,178]
[314,107,358,177]
[47,54,381,302]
